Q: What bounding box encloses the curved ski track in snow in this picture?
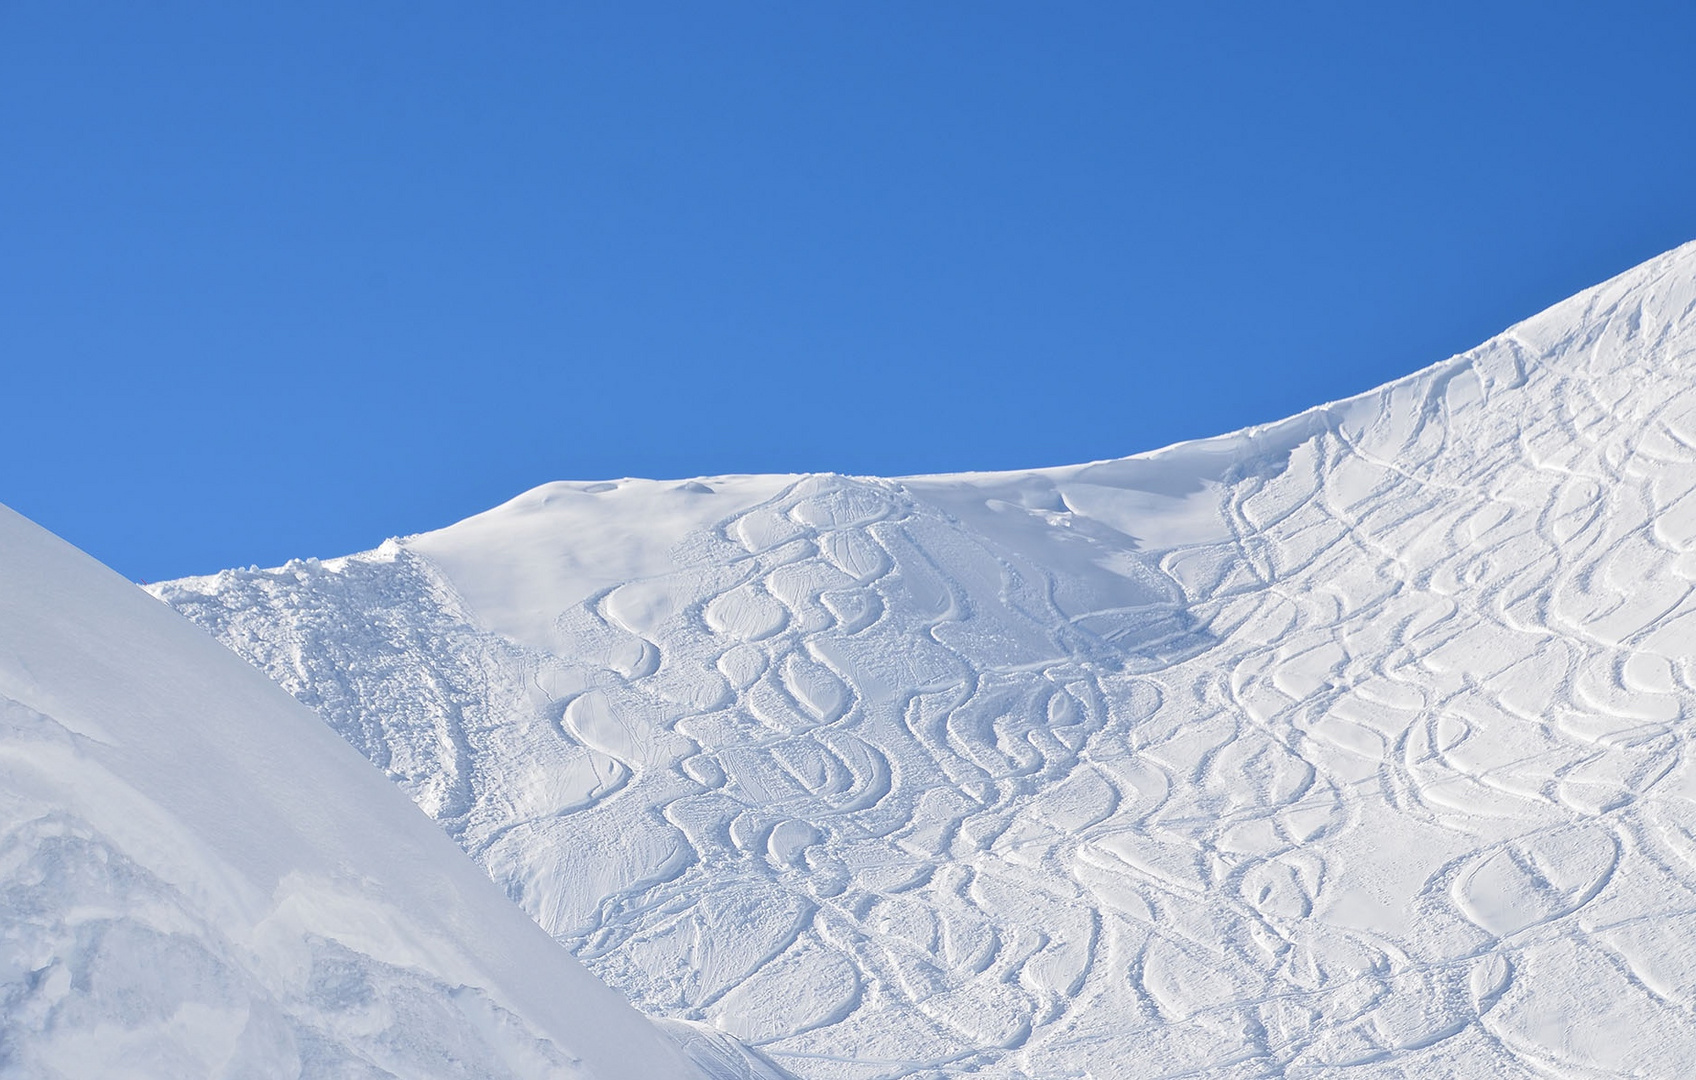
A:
[158,242,1696,1077]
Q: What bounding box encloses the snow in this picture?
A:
[153,238,1696,1077]
[0,505,712,1079]
[407,476,795,654]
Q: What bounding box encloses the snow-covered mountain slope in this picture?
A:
[0,505,721,1080]
[157,239,1696,1078]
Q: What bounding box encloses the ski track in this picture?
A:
[156,243,1696,1077]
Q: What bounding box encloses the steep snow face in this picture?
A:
[0,507,707,1080]
[158,240,1696,1078]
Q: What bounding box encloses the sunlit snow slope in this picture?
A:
[0,506,711,1080]
[159,241,1696,1078]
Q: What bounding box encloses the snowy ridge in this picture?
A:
[158,240,1696,1077]
[0,506,715,1079]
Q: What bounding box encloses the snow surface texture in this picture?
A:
[0,507,717,1079]
[157,241,1696,1078]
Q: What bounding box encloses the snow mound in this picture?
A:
[0,505,707,1079]
[159,240,1696,1077]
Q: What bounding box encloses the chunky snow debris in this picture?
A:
[160,241,1696,1077]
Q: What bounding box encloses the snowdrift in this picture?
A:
[0,505,705,1079]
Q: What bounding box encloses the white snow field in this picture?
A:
[156,240,1696,1078]
[0,506,753,1079]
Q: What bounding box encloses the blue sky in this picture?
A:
[3,3,1693,581]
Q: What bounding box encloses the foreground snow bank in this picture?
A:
[0,505,703,1079]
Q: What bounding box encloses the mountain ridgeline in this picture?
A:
[154,242,1696,1078]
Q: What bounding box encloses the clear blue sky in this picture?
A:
[3,3,1693,581]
